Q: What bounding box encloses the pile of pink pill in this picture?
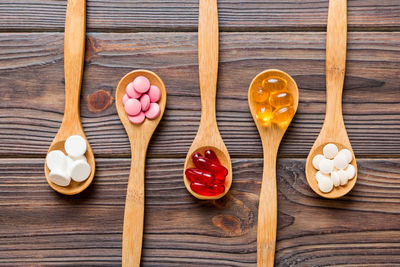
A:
[123,76,162,124]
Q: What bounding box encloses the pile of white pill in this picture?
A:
[46,135,91,187]
[312,143,355,193]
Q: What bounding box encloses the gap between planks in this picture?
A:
[0,26,399,34]
[1,155,400,160]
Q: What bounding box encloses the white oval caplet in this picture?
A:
[339,149,353,164]
[319,158,334,174]
[323,143,338,159]
[334,153,348,170]
[317,174,334,193]
[345,164,356,180]
[331,171,340,187]
[312,154,324,170]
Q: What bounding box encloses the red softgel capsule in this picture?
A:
[214,175,225,184]
[204,149,221,165]
[190,182,225,196]
[185,168,215,185]
[192,153,228,178]
[208,183,225,195]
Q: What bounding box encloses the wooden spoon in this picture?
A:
[183,0,232,200]
[248,69,299,266]
[115,70,166,267]
[44,0,95,195]
[306,0,357,199]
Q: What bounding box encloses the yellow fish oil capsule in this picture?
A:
[252,86,269,103]
[271,106,294,124]
[255,103,273,125]
[251,75,294,126]
[262,76,287,92]
[269,91,293,108]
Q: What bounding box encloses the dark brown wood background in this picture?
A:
[0,1,399,266]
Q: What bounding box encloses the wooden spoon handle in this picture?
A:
[325,0,347,125]
[122,142,148,267]
[64,0,86,122]
[257,145,278,267]
[198,0,218,129]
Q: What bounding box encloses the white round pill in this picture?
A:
[70,160,91,182]
[345,164,356,180]
[339,149,353,163]
[338,169,348,185]
[65,135,87,157]
[319,158,334,174]
[49,168,71,187]
[68,155,87,162]
[323,143,338,159]
[333,153,348,170]
[312,154,324,170]
[316,171,330,183]
[46,150,67,171]
[317,175,334,193]
[331,171,340,187]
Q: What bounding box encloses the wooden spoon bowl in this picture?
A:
[184,145,232,200]
[115,69,166,267]
[306,142,357,198]
[45,136,95,195]
[248,69,299,126]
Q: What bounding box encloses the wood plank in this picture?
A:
[0,158,399,266]
[0,1,399,31]
[0,32,399,157]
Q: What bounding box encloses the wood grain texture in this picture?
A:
[0,0,399,31]
[0,1,398,266]
[0,157,400,266]
[0,32,399,157]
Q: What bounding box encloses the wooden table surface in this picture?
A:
[1,1,399,266]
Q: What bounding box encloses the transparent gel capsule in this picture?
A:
[252,86,269,103]
[255,103,273,125]
[271,106,294,124]
[269,91,293,108]
[262,76,288,92]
